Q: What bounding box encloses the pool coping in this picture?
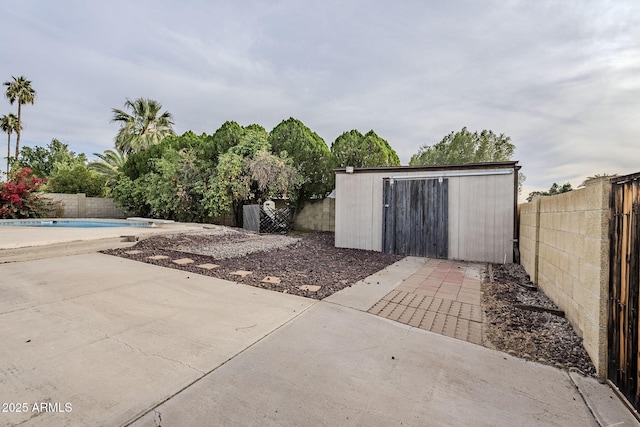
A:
[0,217,171,227]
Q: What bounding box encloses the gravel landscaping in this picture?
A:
[103,228,403,300]
[484,263,597,376]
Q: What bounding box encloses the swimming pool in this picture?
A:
[0,219,153,228]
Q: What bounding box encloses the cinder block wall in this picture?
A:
[42,193,127,218]
[519,201,539,281]
[86,197,127,218]
[519,178,610,376]
[294,198,335,232]
[42,193,80,218]
[42,193,333,229]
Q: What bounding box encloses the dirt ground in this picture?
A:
[103,229,596,376]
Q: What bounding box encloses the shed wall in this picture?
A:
[335,173,378,250]
[335,168,515,263]
[449,174,514,262]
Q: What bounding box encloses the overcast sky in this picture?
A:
[1,0,639,197]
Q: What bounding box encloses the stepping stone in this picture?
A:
[173,258,194,265]
[125,250,143,255]
[147,255,169,260]
[261,276,281,284]
[197,263,220,270]
[230,270,252,278]
[299,285,321,292]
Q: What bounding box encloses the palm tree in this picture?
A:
[3,76,36,156]
[111,98,175,154]
[0,113,21,175]
[88,148,127,187]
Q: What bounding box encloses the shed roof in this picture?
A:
[335,161,520,174]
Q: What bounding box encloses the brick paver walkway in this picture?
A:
[368,259,485,345]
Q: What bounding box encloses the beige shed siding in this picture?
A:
[449,173,514,263]
[335,165,516,263]
[335,173,378,250]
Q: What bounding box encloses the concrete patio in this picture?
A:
[368,259,484,344]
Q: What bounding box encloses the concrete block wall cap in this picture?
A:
[582,176,612,187]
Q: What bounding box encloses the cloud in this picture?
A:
[1,0,639,190]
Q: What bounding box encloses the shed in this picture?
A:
[335,162,520,263]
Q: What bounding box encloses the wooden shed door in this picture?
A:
[382,178,448,258]
[609,176,640,410]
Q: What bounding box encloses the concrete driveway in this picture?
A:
[0,251,637,426]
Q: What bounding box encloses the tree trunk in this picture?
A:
[15,102,21,157]
[6,132,10,176]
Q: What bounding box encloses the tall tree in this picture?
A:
[409,127,515,166]
[331,129,400,167]
[410,127,525,193]
[210,120,244,155]
[3,75,36,156]
[268,118,334,207]
[15,138,86,178]
[204,125,299,224]
[0,113,20,174]
[111,98,175,154]
[205,124,270,223]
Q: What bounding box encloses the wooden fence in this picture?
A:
[609,173,640,410]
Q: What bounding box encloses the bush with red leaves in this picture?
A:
[0,168,53,219]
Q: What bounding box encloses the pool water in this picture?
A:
[0,219,151,228]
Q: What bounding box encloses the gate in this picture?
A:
[243,205,293,233]
[609,173,640,410]
[382,178,448,258]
